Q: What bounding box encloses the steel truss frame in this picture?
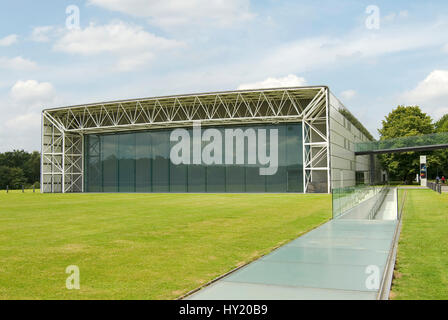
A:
[41,86,330,193]
[41,113,83,193]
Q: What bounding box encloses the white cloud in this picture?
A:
[340,90,357,101]
[54,21,184,71]
[0,34,18,46]
[383,10,409,23]
[31,26,55,42]
[54,22,181,55]
[238,74,307,90]
[6,113,40,131]
[0,56,37,70]
[260,20,448,75]
[1,111,42,152]
[402,70,448,119]
[88,0,254,29]
[10,80,55,106]
[443,43,448,53]
[399,10,409,18]
[0,80,57,152]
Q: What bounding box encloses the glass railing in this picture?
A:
[332,184,386,219]
[397,188,406,220]
[356,132,448,153]
[367,185,389,220]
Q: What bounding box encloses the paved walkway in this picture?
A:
[188,189,398,300]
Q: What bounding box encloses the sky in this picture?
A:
[0,0,448,152]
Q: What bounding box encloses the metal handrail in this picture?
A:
[427,181,442,194]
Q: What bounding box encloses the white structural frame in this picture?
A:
[41,113,83,193]
[41,86,331,193]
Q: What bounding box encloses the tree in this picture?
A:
[0,166,11,189]
[0,150,30,168]
[0,150,41,189]
[435,114,448,132]
[9,167,27,189]
[378,106,434,184]
[434,114,448,178]
[24,151,41,184]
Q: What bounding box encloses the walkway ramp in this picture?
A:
[339,188,397,221]
[187,191,399,300]
[374,189,398,220]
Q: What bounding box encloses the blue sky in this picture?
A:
[1,0,448,151]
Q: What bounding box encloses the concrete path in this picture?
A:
[187,204,398,300]
[398,186,426,189]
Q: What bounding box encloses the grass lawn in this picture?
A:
[0,192,330,299]
[391,189,448,299]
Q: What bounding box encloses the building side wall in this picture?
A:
[329,93,371,189]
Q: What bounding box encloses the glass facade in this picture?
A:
[84,123,303,193]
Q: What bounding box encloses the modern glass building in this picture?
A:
[41,86,374,194]
[84,123,303,193]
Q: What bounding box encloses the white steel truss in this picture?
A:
[302,88,330,193]
[41,86,330,193]
[41,114,83,193]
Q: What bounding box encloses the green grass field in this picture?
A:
[391,189,448,299]
[0,192,330,300]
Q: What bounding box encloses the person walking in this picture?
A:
[442,176,446,184]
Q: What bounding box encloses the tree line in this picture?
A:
[378,106,448,184]
[0,150,40,189]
